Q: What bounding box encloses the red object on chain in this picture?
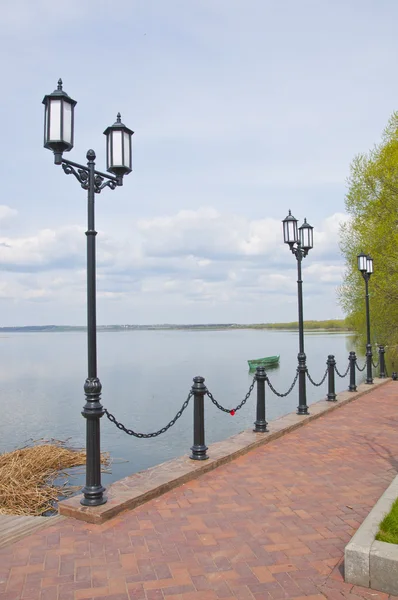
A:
[230,409,235,416]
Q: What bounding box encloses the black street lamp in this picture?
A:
[282,210,314,415]
[43,80,134,507]
[357,252,374,385]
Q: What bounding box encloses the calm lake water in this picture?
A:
[0,329,366,487]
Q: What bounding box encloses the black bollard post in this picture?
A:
[190,376,209,460]
[349,351,357,392]
[326,355,337,401]
[254,366,268,432]
[378,345,386,379]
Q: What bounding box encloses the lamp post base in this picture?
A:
[253,420,268,433]
[190,445,209,460]
[80,486,107,507]
[365,344,373,384]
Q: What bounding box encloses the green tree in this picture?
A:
[339,112,398,360]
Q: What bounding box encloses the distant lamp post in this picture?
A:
[43,79,134,507]
[357,252,374,384]
[282,210,314,415]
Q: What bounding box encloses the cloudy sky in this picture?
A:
[0,0,396,326]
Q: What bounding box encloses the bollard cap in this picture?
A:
[191,376,207,393]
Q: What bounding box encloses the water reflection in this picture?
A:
[0,329,367,485]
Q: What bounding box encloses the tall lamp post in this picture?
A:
[282,211,314,415]
[43,80,134,507]
[357,252,374,385]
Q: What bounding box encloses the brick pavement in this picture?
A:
[1,382,397,600]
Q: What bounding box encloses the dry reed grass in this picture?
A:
[0,440,110,516]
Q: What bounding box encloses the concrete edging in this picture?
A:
[59,378,391,524]
[344,473,398,595]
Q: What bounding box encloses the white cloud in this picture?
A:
[0,208,346,323]
[0,205,18,226]
[305,263,345,284]
[138,208,282,260]
[6,0,395,323]
[0,226,85,271]
[311,212,350,259]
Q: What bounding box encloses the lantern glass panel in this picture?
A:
[106,134,111,169]
[289,220,297,242]
[44,103,49,144]
[357,253,367,272]
[283,220,289,242]
[283,219,298,244]
[63,101,72,144]
[300,227,307,248]
[112,131,123,166]
[49,99,61,141]
[124,131,131,169]
[300,224,313,250]
[367,256,373,274]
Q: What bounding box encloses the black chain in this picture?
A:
[306,367,328,387]
[372,360,379,368]
[104,391,193,438]
[355,361,366,372]
[266,371,299,397]
[334,362,350,378]
[206,378,256,413]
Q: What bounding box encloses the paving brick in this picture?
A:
[2,383,398,599]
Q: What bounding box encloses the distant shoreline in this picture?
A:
[0,320,351,333]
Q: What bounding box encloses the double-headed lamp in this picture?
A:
[358,252,373,276]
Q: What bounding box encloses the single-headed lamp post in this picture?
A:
[357,252,374,385]
[282,210,314,415]
[43,79,134,507]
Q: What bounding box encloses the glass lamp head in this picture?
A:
[43,79,76,162]
[103,113,134,177]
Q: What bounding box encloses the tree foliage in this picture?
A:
[339,112,398,358]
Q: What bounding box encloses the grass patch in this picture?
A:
[0,439,110,516]
[376,497,398,545]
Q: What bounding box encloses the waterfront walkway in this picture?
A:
[1,382,398,600]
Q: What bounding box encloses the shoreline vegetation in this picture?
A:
[0,319,351,333]
[0,440,110,516]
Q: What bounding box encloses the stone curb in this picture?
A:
[59,378,392,524]
[345,473,398,595]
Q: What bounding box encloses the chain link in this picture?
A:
[334,362,350,378]
[206,378,256,413]
[372,360,379,368]
[266,371,299,397]
[306,367,328,387]
[104,391,193,438]
[355,361,366,372]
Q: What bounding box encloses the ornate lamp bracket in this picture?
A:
[61,158,121,193]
